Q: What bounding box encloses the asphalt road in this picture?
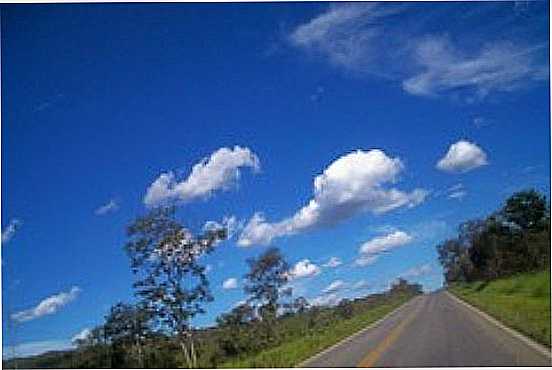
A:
[302,290,551,367]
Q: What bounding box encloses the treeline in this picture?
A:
[5,208,423,369]
[437,189,550,283]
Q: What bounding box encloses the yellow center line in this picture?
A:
[357,300,423,367]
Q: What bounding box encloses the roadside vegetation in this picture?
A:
[438,189,551,346]
[219,286,417,368]
[450,271,550,346]
[4,207,423,369]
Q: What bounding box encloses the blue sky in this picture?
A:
[2,1,550,358]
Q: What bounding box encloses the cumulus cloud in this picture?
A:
[354,230,413,267]
[323,280,346,294]
[71,328,91,343]
[11,287,81,323]
[94,200,119,215]
[288,259,321,280]
[437,140,488,173]
[322,256,342,268]
[289,3,548,100]
[144,146,260,207]
[222,278,238,290]
[238,149,427,246]
[2,219,21,244]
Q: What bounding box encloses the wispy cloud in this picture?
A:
[3,340,72,360]
[94,199,119,215]
[222,278,238,290]
[322,280,346,294]
[354,230,413,267]
[352,279,371,291]
[11,287,81,323]
[238,149,427,246]
[310,292,340,307]
[322,256,342,268]
[403,37,547,99]
[2,219,22,244]
[289,3,547,100]
[144,146,260,207]
[400,263,432,279]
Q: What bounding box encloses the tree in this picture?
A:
[501,189,548,231]
[243,247,291,343]
[215,303,257,356]
[292,296,310,314]
[103,302,153,367]
[437,239,474,283]
[125,207,226,368]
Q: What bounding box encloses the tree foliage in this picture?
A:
[437,189,550,283]
[124,206,225,367]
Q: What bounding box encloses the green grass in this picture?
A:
[449,270,551,347]
[219,294,413,368]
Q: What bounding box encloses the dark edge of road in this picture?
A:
[445,290,552,360]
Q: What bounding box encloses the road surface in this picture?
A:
[302,290,551,367]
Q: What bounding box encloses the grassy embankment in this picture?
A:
[220,293,414,368]
[449,270,551,347]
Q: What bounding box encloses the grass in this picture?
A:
[219,294,413,368]
[449,270,551,347]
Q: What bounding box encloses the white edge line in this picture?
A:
[296,295,421,367]
[446,290,552,360]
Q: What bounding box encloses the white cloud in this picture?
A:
[403,37,547,98]
[289,3,547,100]
[400,263,432,279]
[94,199,119,215]
[222,278,238,290]
[354,230,412,267]
[2,218,21,244]
[437,140,488,173]
[71,328,91,343]
[322,256,342,268]
[310,292,340,307]
[449,190,467,199]
[144,146,260,207]
[352,279,370,291]
[354,254,380,267]
[238,149,427,246]
[288,259,321,280]
[2,219,21,244]
[203,215,242,239]
[323,280,346,294]
[11,287,81,323]
[290,3,401,73]
[359,231,413,255]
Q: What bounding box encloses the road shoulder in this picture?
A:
[446,290,552,360]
